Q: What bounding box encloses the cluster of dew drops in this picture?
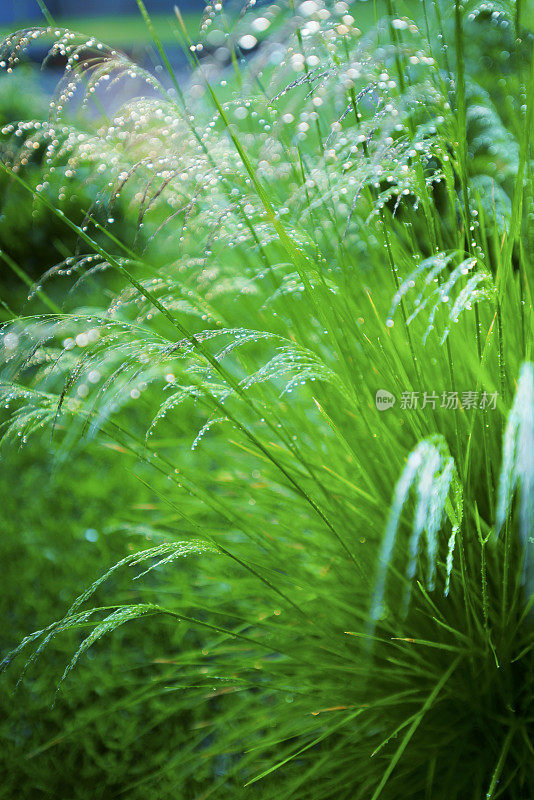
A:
[0,2,484,449]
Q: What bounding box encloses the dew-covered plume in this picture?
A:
[495,362,534,594]
[370,436,461,627]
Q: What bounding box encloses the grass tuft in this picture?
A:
[0,1,533,797]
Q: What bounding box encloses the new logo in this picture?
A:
[375,389,396,411]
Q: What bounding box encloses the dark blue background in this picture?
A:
[0,0,201,25]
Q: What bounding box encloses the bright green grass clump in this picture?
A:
[0,1,533,798]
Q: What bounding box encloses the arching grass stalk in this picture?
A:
[0,162,358,564]
[348,89,422,390]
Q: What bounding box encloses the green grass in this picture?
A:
[0,1,533,798]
